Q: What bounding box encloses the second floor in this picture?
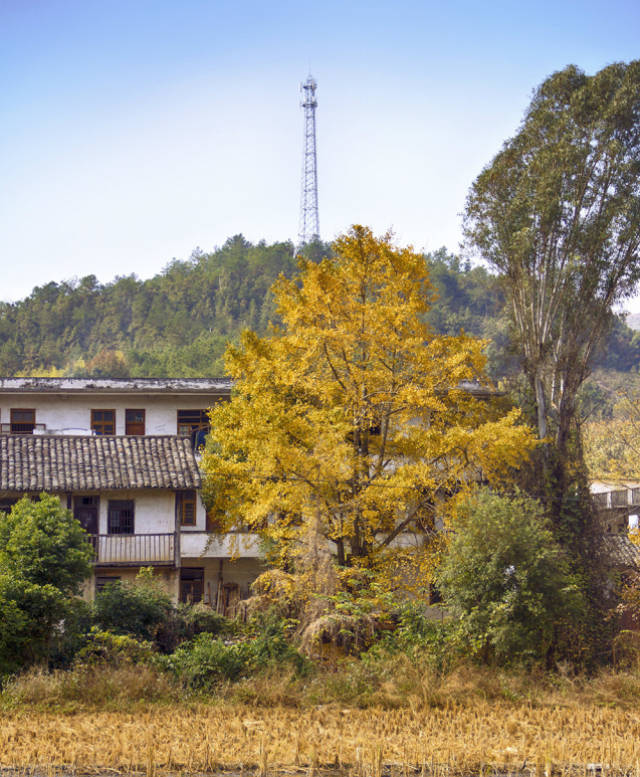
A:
[0,378,231,442]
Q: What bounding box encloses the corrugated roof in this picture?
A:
[0,435,201,492]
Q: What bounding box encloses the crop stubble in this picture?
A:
[1,701,640,773]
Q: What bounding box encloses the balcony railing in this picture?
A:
[90,533,175,566]
[593,488,640,510]
[0,423,46,434]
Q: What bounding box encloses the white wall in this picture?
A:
[181,531,261,558]
[95,489,175,533]
[0,393,224,435]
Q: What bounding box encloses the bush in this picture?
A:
[0,574,78,676]
[163,634,254,688]
[245,611,304,668]
[437,488,586,665]
[177,602,234,639]
[163,614,307,690]
[75,628,156,666]
[92,568,173,645]
[368,603,459,674]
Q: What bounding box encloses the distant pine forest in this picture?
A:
[2,235,639,386]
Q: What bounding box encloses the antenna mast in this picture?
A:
[299,75,320,245]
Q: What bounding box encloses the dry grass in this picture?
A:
[1,699,640,773]
[3,665,640,771]
[1,665,180,710]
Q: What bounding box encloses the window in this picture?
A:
[177,409,210,447]
[0,498,18,514]
[91,410,115,435]
[125,409,145,435]
[107,500,134,534]
[10,409,35,434]
[176,490,197,526]
[74,495,99,534]
[95,576,121,593]
[179,568,204,604]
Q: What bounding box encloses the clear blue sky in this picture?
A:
[1,0,639,304]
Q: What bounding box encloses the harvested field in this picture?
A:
[1,701,640,774]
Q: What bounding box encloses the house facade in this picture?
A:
[0,378,263,611]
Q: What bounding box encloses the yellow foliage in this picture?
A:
[202,226,535,586]
[584,404,640,481]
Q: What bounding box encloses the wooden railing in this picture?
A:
[593,489,640,510]
[89,533,175,566]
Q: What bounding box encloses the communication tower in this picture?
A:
[299,75,320,245]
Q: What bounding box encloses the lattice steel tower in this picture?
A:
[299,75,320,245]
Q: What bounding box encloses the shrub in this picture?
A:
[163,634,254,688]
[437,489,586,665]
[0,574,77,676]
[164,614,307,690]
[75,628,156,666]
[92,568,173,644]
[368,603,459,674]
[245,611,304,669]
[177,602,234,639]
[0,495,94,675]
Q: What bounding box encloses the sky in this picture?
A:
[1,0,639,306]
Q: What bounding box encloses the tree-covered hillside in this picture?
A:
[1,235,639,380]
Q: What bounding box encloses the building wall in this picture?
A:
[181,557,264,605]
[86,558,263,605]
[0,393,223,436]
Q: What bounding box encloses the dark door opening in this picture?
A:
[74,495,99,535]
[180,567,204,604]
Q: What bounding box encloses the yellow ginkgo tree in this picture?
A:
[202,226,535,584]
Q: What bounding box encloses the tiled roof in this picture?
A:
[602,534,640,568]
[0,435,201,492]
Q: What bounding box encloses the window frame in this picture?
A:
[91,409,116,436]
[177,409,210,447]
[177,490,197,527]
[10,408,35,434]
[107,499,135,535]
[95,576,121,594]
[125,409,145,435]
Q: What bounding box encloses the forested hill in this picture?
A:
[1,235,639,379]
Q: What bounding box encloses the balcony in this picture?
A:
[90,533,175,566]
[0,422,46,434]
[592,487,640,511]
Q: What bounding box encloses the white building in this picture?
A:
[0,378,263,610]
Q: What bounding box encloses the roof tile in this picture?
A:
[0,435,201,492]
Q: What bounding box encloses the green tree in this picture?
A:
[464,61,640,515]
[437,488,585,665]
[0,495,93,674]
[0,494,93,595]
[0,575,72,673]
